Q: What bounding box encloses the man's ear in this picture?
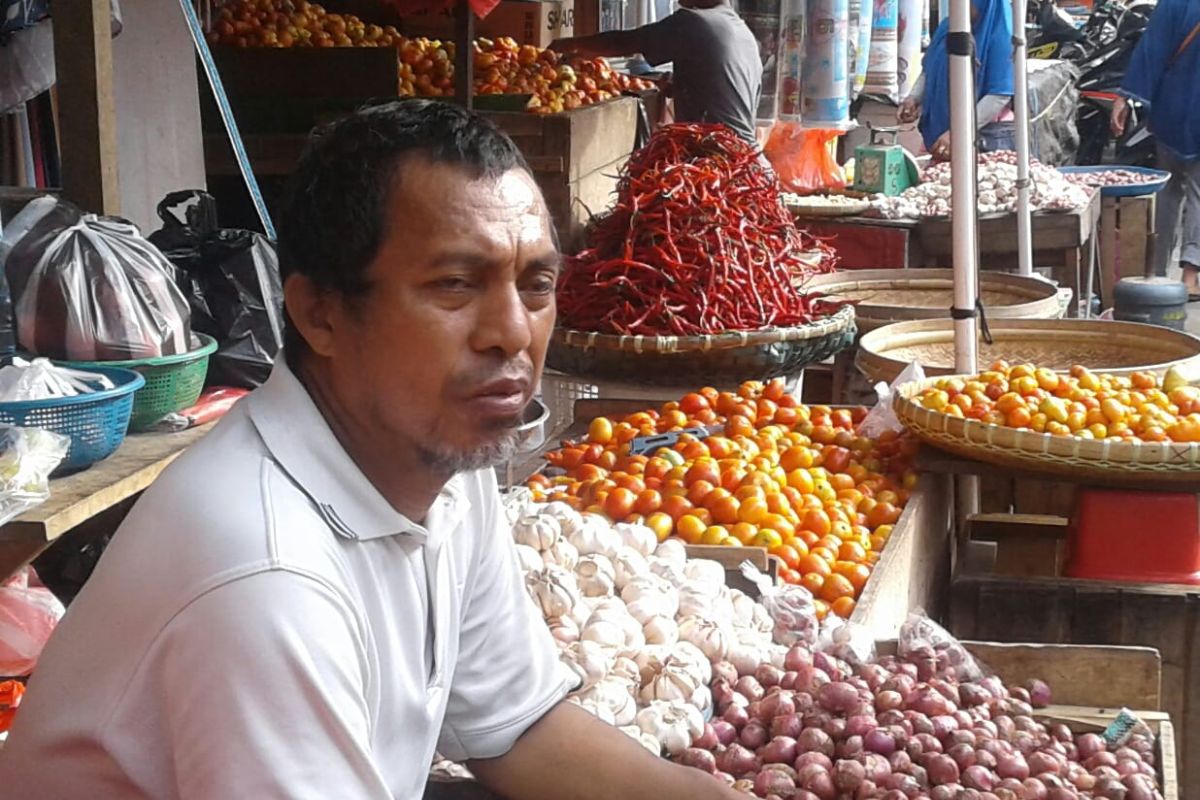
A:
[284,274,340,358]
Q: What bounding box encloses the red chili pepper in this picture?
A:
[557,123,843,336]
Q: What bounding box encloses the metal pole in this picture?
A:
[948,0,983,529]
[948,0,978,374]
[1012,0,1034,277]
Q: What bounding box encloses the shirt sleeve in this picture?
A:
[976,94,1010,127]
[438,470,570,762]
[1122,0,1181,106]
[631,11,692,67]
[907,71,927,102]
[149,570,391,800]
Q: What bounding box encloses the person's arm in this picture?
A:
[899,72,925,122]
[153,571,391,799]
[976,93,1011,128]
[550,29,652,58]
[470,702,742,800]
[551,12,686,65]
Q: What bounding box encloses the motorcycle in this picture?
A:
[1072,0,1158,164]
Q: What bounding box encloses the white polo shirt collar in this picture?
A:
[247,360,466,544]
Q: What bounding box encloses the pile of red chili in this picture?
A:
[557,123,838,337]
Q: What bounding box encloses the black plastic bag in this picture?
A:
[149,191,283,389]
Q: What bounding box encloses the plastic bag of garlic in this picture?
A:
[503,488,791,758]
[871,150,1092,220]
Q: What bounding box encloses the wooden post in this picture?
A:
[454,0,474,109]
[52,0,121,214]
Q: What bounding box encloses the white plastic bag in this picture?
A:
[0,357,114,402]
[858,360,925,438]
[1,196,192,360]
[0,566,64,676]
[0,425,68,527]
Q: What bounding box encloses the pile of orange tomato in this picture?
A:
[527,381,919,619]
[917,362,1200,443]
[207,1,652,112]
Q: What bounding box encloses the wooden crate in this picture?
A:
[201,44,641,247]
[1099,194,1155,308]
[480,97,638,250]
[514,396,954,640]
[424,640,1178,800]
[202,47,402,135]
[877,639,1179,799]
[951,514,1199,798]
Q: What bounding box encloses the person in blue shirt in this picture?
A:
[1113,0,1200,296]
[898,0,1015,160]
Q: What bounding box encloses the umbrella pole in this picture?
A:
[948,0,983,527]
[1012,0,1034,278]
[948,0,979,374]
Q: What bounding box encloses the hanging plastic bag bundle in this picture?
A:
[850,0,874,98]
[864,0,900,101]
[0,197,192,361]
[739,0,786,122]
[765,124,848,193]
[149,191,284,388]
[897,0,926,97]
[776,0,806,121]
[801,0,852,129]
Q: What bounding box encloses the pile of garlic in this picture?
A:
[872,150,1092,220]
[506,491,786,758]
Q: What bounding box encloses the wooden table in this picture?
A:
[914,190,1103,315]
[794,192,1102,316]
[0,425,212,584]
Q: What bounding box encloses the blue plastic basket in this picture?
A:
[0,367,146,474]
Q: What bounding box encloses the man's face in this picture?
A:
[322,159,559,474]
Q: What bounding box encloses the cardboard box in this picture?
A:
[403,0,575,48]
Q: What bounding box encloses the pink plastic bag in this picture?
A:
[0,567,64,677]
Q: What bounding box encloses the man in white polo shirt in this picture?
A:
[0,101,740,799]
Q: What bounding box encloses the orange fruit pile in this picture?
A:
[527,380,919,619]
[917,362,1200,443]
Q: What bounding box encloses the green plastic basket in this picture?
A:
[62,333,219,431]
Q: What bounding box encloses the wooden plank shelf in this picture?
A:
[0,425,213,583]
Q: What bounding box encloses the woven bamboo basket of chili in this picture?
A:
[859,318,1200,386]
[547,305,857,385]
[894,376,1200,486]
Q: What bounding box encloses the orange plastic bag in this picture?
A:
[764,124,847,194]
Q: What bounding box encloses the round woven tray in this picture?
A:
[787,198,872,218]
[547,306,857,385]
[858,318,1200,386]
[804,269,1065,334]
[895,376,1200,486]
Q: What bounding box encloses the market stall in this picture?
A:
[196,1,660,248]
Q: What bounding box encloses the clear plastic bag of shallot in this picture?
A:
[897,610,987,682]
[739,561,819,647]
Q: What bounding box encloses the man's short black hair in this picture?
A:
[276,99,532,367]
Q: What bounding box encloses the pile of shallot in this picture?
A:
[1061,169,1163,190]
[872,151,1092,220]
[674,635,1164,800]
[504,491,787,757]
